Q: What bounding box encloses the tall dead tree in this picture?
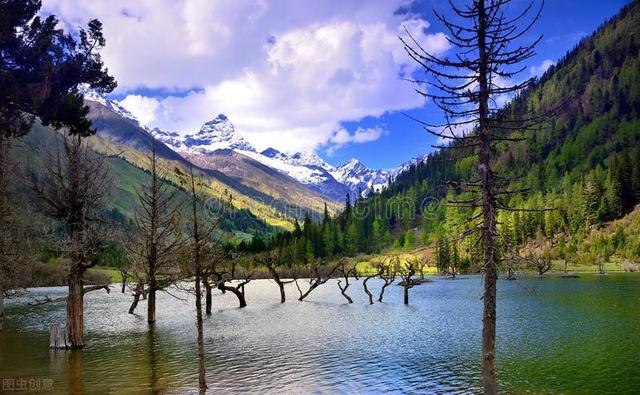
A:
[127,140,182,323]
[402,1,545,391]
[184,166,208,394]
[32,134,112,348]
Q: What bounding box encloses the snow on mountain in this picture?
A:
[81,89,424,202]
[182,114,256,153]
[83,88,140,123]
[149,127,184,149]
[331,158,391,197]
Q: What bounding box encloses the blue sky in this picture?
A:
[45,0,632,170]
[330,0,632,169]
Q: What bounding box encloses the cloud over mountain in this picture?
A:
[43,0,449,153]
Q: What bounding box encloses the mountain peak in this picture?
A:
[184,114,256,153]
[338,158,366,172]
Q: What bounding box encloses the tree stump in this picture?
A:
[49,322,68,349]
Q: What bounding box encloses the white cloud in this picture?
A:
[118,95,160,126]
[326,126,386,154]
[43,0,449,153]
[530,59,556,77]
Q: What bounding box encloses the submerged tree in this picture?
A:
[183,166,209,394]
[0,0,114,346]
[336,258,358,303]
[31,135,113,348]
[257,252,295,303]
[397,259,417,305]
[127,140,182,323]
[295,259,340,302]
[402,0,546,391]
[376,260,396,303]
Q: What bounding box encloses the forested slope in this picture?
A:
[264,0,640,269]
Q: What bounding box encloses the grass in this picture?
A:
[89,267,122,283]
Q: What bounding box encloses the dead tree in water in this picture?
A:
[257,253,295,303]
[217,274,252,308]
[127,140,182,323]
[377,260,396,303]
[397,260,417,305]
[362,265,384,305]
[296,260,340,302]
[183,166,208,394]
[526,255,552,276]
[415,257,428,280]
[31,135,112,348]
[336,259,358,303]
[401,0,547,391]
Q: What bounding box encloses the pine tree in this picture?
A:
[403,230,415,251]
[605,166,624,219]
[583,173,603,226]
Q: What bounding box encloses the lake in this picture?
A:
[1,274,639,394]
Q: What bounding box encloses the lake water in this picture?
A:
[1,274,639,394]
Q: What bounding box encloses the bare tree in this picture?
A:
[183,165,208,394]
[126,140,182,323]
[217,275,252,308]
[415,257,429,280]
[525,255,551,276]
[296,260,340,302]
[200,245,225,314]
[257,252,295,303]
[31,134,112,348]
[336,258,358,303]
[377,260,396,303]
[362,263,384,305]
[397,259,417,305]
[401,0,546,391]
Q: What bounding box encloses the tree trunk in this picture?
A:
[362,275,375,305]
[378,279,393,303]
[129,283,143,314]
[49,322,67,349]
[219,284,247,308]
[337,280,353,303]
[277,281,286,303]
[147,289,156,324]
[403,286,409,305]
[204,280,212,315]
[120,271,127,293]
[477,1,498,392]
[195,269,207,393]
[0,282,4,331]
[66,271,85,348]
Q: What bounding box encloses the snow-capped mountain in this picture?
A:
[182,114,257,153]
[83,89,421,203]
[149,113,417,201]
[331,158,391,197]
[83,89,139,123]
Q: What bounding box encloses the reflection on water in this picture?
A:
[1,274,640,394]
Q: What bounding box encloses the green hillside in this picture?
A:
[13,123,276,239]
[265,0,640,270]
